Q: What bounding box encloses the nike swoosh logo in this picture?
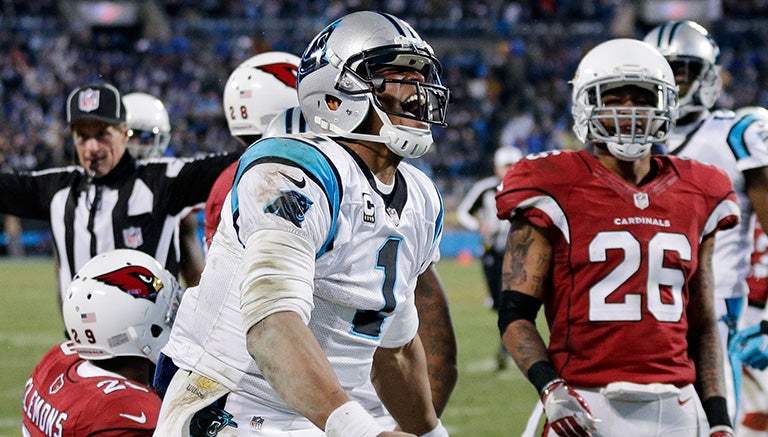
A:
[119,412,147,424]
[279,171,306,188]
[678,397,692,406]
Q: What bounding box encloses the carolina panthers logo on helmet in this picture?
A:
[264,190,314,228]
[256,63,298,89]
[93,265,164,302]
[298,20,339,84]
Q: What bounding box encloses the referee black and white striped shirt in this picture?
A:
[0,151,237,301]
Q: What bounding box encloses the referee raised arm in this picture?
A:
[0,82,238,308]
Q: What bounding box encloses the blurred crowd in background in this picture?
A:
[2,0,768,244]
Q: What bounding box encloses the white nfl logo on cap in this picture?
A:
[78,89,100,113]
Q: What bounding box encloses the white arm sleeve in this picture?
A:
[379,285,419,348]
[239,228,316,331]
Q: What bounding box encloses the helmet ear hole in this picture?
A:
[151,324,163,338]
[325,96,341,111]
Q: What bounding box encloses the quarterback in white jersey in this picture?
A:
[646,20,768,424]
[156,11,451,437]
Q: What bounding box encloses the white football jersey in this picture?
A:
[667,109,768,300]
[163,133,443,413]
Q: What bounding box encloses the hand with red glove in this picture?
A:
[541,379,599,437]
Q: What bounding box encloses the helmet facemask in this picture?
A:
[331,47,450,158]
[576,77,678,161]
[668,56,722,118]
[127,127,171,159]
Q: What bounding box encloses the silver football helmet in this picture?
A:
[124,92,171,159]
[62,249,183,364]
[571,38,679,161]
[297,11,449,158]
[644,20,721,118]
[223,51,300,139]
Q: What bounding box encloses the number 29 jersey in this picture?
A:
[496,149,739,388]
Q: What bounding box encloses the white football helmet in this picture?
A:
[571,38,679,161]
[644,20,722,118]
[62,249,183,364]
[124,92,171,159]
[223,51,300,140]
[297,11,450,159]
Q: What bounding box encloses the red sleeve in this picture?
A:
[204,162,238,247]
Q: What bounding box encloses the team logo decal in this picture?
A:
[94,265,164,302]
[634,192,649,210]
[264,190,313,228]
[362,193,375,223]
[49,373,65,395]
[299,21,338,80]
[122,226,143,248]
[78,88,100,112]
[257,63,299,89]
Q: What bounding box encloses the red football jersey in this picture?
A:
[204,161,237,247]
[496,149,739,388]
[747,221,768,307]
[22,342,160,437]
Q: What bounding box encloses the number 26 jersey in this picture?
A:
[496,149,739,388]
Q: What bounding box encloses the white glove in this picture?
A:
[541,380,599,437]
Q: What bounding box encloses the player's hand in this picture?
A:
[709,425,735,437]
[542,380,599,437]
[729,321,768,369]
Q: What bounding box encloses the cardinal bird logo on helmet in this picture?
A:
[94,265,164,302]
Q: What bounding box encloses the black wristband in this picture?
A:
[702,396,732,428]
[527,360,560,394]
[497,290,543,335]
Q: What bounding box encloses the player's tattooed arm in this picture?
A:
[688,235,727,401]
[500,216,553,375]
[414,264,457,417]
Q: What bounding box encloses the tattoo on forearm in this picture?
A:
[503,226,534,287]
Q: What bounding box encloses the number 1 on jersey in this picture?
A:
[351,237,402,338]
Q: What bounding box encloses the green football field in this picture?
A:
[1,257,542,436]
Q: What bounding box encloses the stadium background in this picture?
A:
[2,0,768,435]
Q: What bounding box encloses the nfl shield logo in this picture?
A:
[633,192,649,210]
[386,207,400,226]
[78,89,100,112]
[122,226,143,248]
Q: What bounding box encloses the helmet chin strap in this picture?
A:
[314,104,435,159]
[606,141,651,162]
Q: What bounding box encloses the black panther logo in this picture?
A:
[264,190,314,228]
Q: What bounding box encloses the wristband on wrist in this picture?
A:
[420,419,449,437]
[527,360,561,394]
[702,396,732,429]
[325,401,384,437]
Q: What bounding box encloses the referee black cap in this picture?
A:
[66,83,126,126]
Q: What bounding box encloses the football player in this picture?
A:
[123,92,206,288]
[497,38,738,436]
[203,51,302,248]
[22,249,182,436]
[155,11,452,437]
[645,21,768,426]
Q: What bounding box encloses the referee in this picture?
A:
[0,83,238,306]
